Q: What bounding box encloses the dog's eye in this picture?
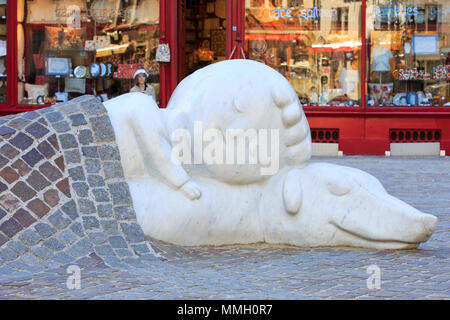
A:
[327,180,351,196]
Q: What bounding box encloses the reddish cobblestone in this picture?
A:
[0,218,23,238]
[0,193,21,213]
[11,159,31,177]
[56,178,71,198]
[54,156,65,172]
[43,189,60,207]
[26,199,50,218]
[0,167,20,184]
[13,208,37,228]
[10,181,37,202]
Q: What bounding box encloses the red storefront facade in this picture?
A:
[1,0,450,155]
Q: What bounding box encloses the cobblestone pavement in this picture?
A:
[0,156,449,300]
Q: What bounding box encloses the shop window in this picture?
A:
[366,0,450,107]
[245,0,362,107]
[184,0,227,77]
[0,0,6,103]
[19,0,160,106]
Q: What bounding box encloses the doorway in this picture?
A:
[179,0,227,80]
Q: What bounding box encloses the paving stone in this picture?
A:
[82,216,100,230]
[81,146,99,158]
[98,145,121,161]
[72,182,89,197]
[0,218,23,238]
[48,211,71,230]
[0,233,7,246]
[54,156,65,172]
[95,244,116,257]
[25,122,50,139]
[61,200,78,220]
[114,206,135,219]
[47,134,60,151]
[90,116,115,142]
[85,159,101,174]
[9,132,33,151]
[56,229,78,246]
[7,118,31,130]
[44,111,64,123]
[78,199,96,214]
[43,189,60,207]
[88,232,107,245]
[26,199,50,218]
[59,133,78,149]
[116,249,133,258]
[7,241,29,255]
[0,248,19,261]
[92,188,110,202]
[0,126,16,136]
[59,102,80,115]
[52,251,75,264]
[0,181,6,193]
[70,222,84,238]
[17,253,40,266]
[34,222,56,238]
[132,244,151,255]
[103,161,124,180]
[66,238,93,258]
[11,181,36,202]
[53,120,74,134]
[13,209,36,228]
[39,161,63,182]
[0,193,21,212]
[56,178,71,198]
[80,98,107,115]
[21,111,40,120]
[31,247,53,260]
[0,208,6,220]
[88,175,105,187]
[68,166,85,181]
[69,114,87,126]
[108,236,128,249]
[18,229,42,246]
[78,129,94,146]
[0,144,20,159]
[108,182,132,205]
[0,154,8,169]
[43,238,66,251]
[26,170,51,191]
[11,159,31,177]
[37,140,56,159]
[0,166,20,183]
[100,219,119,234]
[22,148,44,167]
[64,149,81,164]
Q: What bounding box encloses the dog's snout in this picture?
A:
[422,215,437,237]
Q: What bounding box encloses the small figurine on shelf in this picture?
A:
[319,89,328,106]
[309,86,319,105]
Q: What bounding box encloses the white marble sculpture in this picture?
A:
[104,59,437,250]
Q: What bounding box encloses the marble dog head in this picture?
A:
[260,163,438,249]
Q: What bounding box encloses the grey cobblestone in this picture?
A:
[64,149,81,164]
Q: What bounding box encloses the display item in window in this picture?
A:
[130,69,156,101]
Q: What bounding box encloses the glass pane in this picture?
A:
[367,0,450,107]
[0,0,6,103]
[245,0,362,107]
[20,0,160,105]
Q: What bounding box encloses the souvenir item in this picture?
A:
[100,63,107,77]
[393,93,407,106]
[417,91,426,105]
[400,96,408,106]
[45,26,86,50]
[45,57,71,76]
[85,40,96,51]
[407,92,418,105]
[55,92,69,102]
[94,35,110,49]
[25,83,49,103]
[90,62,101,77]
[156,43,171,62]
[107,63,113,77]
[74,66,87,78]
[65,78,86,94]
[36,95,45,104]
[368,83,393,104]
[114,64,140,79]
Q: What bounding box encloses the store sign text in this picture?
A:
[268,7,337,20]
